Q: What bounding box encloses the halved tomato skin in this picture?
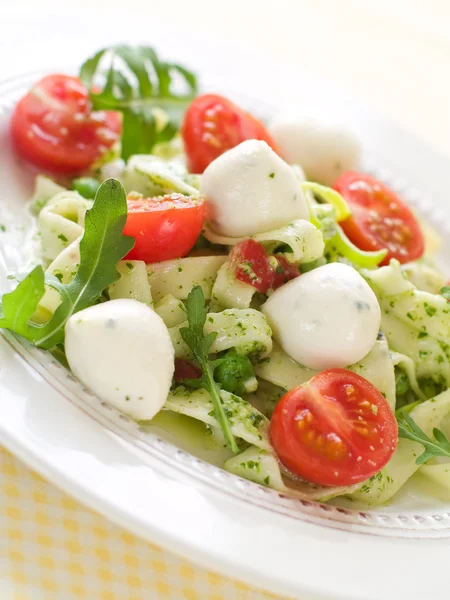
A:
[181,93,278,174]
[123,193,206,263]
[334,171,424,265]
[10,74,121,175]
[270,369,398,487]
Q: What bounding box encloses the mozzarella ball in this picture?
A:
[270,118,361,186]
[200,139,309,237]
[262,263,381,370]
[65,299,174,420]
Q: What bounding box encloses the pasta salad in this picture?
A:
[2,44,450,506]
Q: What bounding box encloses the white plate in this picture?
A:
[2,25,450,600]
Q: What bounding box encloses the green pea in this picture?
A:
[72,177,101,199]
[214,351,255,396]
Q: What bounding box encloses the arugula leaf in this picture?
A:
[397,411,450,464]
[0,266,46,338]
[180,286,238,452]
[80,45,198,159]
[0,179,134,349]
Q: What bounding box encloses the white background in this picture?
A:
[2,0,450,157]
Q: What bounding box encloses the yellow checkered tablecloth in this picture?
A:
[0,447,285,600]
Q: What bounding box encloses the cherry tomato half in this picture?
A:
[181,94,278,174]
[124,193,206,263]
[10,74,121,175]
[334,172,424,265]
[229,240,300,294]
[270,369,398,487]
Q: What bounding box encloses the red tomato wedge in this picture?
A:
[124,194,206,263]
[334,172,424,265]
[271,256,301,290]
[10,74,121,175]
[174,359,202,381]
[181,94,278,174]
[229,240,300,294]
[270,369,398,487]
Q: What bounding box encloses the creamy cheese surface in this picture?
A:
[262,263,381,370]
[200,139,309,237]
[65,299,174,420]
[270,118,361,186]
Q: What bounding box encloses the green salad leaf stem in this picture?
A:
[180,286,239,452]
[331,224,387,268]
[303,181,387,267]
[301,181,351,221]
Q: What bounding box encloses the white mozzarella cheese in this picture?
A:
[262,263,381,370]
[65,299,174,420]
[200,139,309,237]
[270,118,361,186]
